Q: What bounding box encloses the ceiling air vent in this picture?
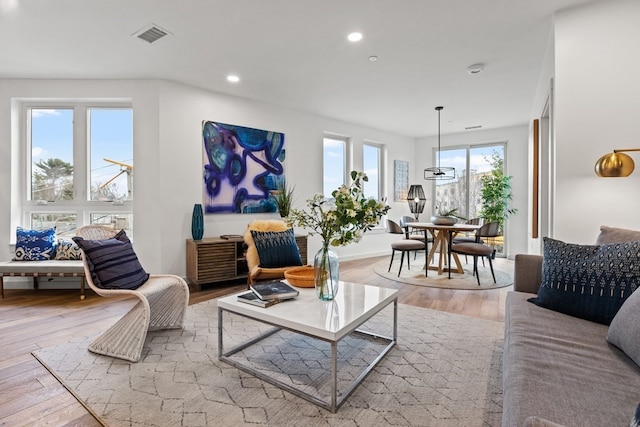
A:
[464,125,483,130]
[133,24,170,44]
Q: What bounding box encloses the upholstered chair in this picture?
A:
[244,219,304,285]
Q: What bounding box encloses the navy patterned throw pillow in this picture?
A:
[73,230,149,290]
[631,402,640,427]
[14,227,56,261]
[250,228,303,269]
[528,237,640,325]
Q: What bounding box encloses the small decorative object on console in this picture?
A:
[250,280,299,301]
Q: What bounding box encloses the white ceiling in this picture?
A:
[0,0,598,138]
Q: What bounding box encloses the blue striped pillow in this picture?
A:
[73,230,149,290]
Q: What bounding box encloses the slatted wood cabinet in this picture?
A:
[186,235,308,289]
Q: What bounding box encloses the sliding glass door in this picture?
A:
[434,143,507,255]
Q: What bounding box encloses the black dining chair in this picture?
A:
[386,219,425,276]
[448,221,499,285]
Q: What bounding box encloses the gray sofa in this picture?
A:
[503,227,640,427]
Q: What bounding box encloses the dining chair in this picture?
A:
[449,221,499,285]
[386,219,425,276]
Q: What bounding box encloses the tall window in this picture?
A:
[434,143,506,254]
[362,143,382,200]
[323,136,346,198]
[24,103,133,238]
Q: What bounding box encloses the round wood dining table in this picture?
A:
[409,222,482,277]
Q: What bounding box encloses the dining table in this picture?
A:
[409,222,482,277]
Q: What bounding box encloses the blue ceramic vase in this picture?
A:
[191,203,204,240]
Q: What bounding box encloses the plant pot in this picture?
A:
[431,215,458,226]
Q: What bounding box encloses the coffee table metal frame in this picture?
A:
[217,283,398,413]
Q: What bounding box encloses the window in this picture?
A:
[362,143,382,200]
[434,143,507,254]
[323,136,346,197]
[23,103,133,238]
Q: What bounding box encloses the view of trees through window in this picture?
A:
[435,143,507,254]
[26,106,133,236]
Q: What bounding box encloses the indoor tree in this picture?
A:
[479,151,517,233]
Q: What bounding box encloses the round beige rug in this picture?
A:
[374,253,513,290]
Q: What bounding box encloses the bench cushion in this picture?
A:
[0,260,84,275]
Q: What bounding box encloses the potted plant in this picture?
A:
[478,151,517,233]
[274,179,294,218]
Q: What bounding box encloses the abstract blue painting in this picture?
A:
[202,121,286,214]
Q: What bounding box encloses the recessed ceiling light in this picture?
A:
[467,63,485,74]
[368,55,378,62]
[347,32,363,42]
[226,75,240,83]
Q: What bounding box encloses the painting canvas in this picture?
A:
[202,121,286,214]
[394,160,409,201]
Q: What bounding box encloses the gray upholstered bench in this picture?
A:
[0,260,86,300]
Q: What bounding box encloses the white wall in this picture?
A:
[551,0,640,244]
[156,81,417,272]
[0,78,416,281]
[415,125,529,259]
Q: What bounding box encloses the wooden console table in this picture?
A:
[186,235,308,289]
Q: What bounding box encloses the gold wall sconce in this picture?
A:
[594,148,640,177]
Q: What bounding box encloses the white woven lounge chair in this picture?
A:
[76,225,190,362]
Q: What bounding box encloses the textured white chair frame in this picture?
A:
[76,226,190,362]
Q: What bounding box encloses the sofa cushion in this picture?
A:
[14,226,56,261]
[250,228,302,269]
[596,225,640,245]
[607,287,640,367]
[73,230,148,290]
[54,238,82,260]
[528,237,640,325]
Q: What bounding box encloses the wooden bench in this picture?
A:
[0,260,86,300]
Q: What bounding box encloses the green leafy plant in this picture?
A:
[287,171,391,247]
[274,179,295,217]
[479,151,517,231]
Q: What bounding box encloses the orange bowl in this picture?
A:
[284,266,315,288]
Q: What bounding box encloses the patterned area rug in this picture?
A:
[375,253,513,290]
[33,299,504,426]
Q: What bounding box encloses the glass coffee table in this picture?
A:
[217,281,398,412]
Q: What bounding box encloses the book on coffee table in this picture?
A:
[250,280,299,301]
[237,291,282,308]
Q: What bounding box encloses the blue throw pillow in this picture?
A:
[73,230,149,290]
[250,228,302,269]
[528,237,640,325]
[14,226,56,261]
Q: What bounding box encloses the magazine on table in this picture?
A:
[236,291,282,308]
[250,280,300,301]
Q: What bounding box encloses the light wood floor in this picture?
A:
[0,255,512,426]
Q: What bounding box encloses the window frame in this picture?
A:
[20,101,133,234]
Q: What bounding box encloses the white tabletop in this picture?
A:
[217,281,398,342]
[410,222,481,231]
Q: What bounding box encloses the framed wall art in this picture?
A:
[394,160,409,202]
[202,120,286,214]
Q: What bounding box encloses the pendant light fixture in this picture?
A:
[424,106,455,180]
